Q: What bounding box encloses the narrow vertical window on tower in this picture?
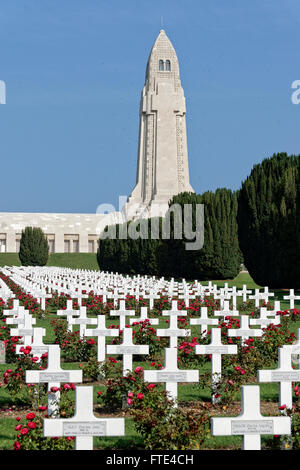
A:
[166,60,171,71]
[159,60,164,71]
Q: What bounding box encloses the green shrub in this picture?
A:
[238,152,300,288]
[19,227,49,266]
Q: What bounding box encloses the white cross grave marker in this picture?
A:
[3,299,20,316]
[57,300,80,332]
[214,301,239,318]
[10,313,37,345]
[43,386,125,450]
[109,300,136,331]
[26,344,82,416]
[157,301,190,348]
[283,289,300,310]
[228,315,263,346]
[237,285,252,303]
[211,385,291,450]
[249,307,281,328]
[106,327,149,376]
[249,289,264,308]
[143,347,199,406]
[69,306,97,338]
[258,347,300,410]
[84,316,119,362]
[214,291,231,310]
[190,307,218,336]
[283,328,300,370]
[129,307,159,326]
[144,291,160,310]
[16,327,48,361]
[195,327,237,403]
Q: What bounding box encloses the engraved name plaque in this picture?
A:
[205,346,228,354]
[231,420,274,435]
[271,371,300,381]
[63,421,106,436]
[40,372,70,382]
[18,330,33,335]
[157,372,187,382]
[117,347,144,354]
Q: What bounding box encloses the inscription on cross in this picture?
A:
[44,386,125,450]
[211,385,291,450]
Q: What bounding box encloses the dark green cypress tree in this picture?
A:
[19,227,49,266]
[238,152,300,288]
[166,189,241,280]
[97,189,241,280]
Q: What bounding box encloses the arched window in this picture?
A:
[166,60,171,71]
[159,60,164,71]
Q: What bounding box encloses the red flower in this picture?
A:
[26,412,36,420]
[147,383,156,390]
[137,393,143,400]
[20,428,28,435]
[27,421,36,429]
[13,441,21,450]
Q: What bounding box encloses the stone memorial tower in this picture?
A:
[124,29,194,219]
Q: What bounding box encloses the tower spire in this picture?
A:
[124,30,194,220]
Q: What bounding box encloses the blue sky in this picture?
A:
[0,0,299,213]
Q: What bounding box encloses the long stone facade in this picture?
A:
[0,212,120,254]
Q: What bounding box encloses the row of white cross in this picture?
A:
[2,266,300,312]
[1,267,300,450]
[0,276,14,303]
[6,298,284,381]
[4,300,300,450]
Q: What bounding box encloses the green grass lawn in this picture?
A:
[0,253,99,270]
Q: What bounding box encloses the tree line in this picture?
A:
[97,153,300,288]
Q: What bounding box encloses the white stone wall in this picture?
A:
[0,212,122,253]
